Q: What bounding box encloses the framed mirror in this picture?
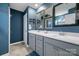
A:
[36,11,45,30]
[53,3,78,27]
[44,5,53,30]
[45,18,52,30]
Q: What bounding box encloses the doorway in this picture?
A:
[10,9,23,44]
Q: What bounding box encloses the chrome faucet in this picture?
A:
[44,30,48,34]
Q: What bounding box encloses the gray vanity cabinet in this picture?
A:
[36,35,43,56]
[28,33,78,56]
[44,37,79,55]
[29,33,35,51]
[44,37,75,56]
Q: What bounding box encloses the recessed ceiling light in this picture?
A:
[35,4,38,7]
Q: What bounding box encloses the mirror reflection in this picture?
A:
[55,3,76,26]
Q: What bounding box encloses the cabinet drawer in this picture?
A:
[29,33,35,39]
[44,37,79,55]
[36,35,43,41]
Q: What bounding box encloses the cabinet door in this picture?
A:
[44,42,58,56]
[36,35,43,56]
[44,37,78,55]
[36,46,43,56]
[29,33,35,50]
[36,40,43,56]
[36,35,43,48]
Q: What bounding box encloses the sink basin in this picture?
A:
[59,33,65,36]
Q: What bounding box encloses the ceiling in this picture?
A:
[9,3,42,12]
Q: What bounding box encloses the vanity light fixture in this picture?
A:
[34,3,38,7]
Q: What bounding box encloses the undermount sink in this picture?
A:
[59,32,66,36]
[44,31,48,34]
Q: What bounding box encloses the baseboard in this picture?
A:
[1,53,9,56]
[26,45,29,47]
[10,41,24,45]
[25,44,29,47]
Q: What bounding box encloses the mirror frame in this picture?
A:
[53,3,79,27]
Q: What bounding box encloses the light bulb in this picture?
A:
[35,4,38,7]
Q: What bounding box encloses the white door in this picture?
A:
[24,13,28,46]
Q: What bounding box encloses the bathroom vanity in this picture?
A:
[27,3,79,56]
[29,30,79,56]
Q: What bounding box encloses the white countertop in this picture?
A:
[29,30,79,45]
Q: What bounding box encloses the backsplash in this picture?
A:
[52,26,79,37]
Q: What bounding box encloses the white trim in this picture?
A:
[1,53,9,56]
[26,44,29,47]
[24,44,29,48]
[8,6,10,55]
[10,41,24,46]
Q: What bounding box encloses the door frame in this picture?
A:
[9,6,10,54]
[23,13,29,47]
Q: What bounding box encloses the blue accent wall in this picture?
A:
[10,9,23,43]
[0,3,9,55]
[52,26,79,33]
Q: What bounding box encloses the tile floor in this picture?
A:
[9,42,32,56]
